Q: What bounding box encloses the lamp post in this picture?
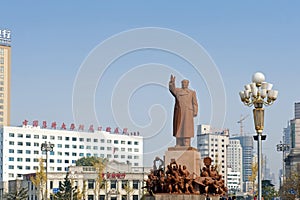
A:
[239,72,278,200]
[276,141,290,186]
[41,141,54,200]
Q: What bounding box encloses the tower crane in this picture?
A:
[237,114,249,136]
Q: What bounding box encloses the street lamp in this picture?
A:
[276,141,290,186]
[41,141,54,200]
[239,72,278,200]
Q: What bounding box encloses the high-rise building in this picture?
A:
[295,102,300,119]
[0,29,11,127]
[231,136,253,185]
[285,102,300,177]
[197,124,229,183]
[227,139,243,190]
[0,123,143,197]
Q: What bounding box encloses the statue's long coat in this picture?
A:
[169,82,198,138]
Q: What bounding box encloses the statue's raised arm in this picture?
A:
[169,75,176,96]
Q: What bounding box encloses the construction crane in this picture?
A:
[237,114,249,136]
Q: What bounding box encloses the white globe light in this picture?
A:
[252,72,265,84]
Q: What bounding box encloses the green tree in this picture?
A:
[262,180,278,200]
[54,172,78,200]
[76,156,106,166]
[4,185,28,200]
[31,158,46,200]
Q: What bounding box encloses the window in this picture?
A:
[34,135,39,139]
[134,148,139,152]
[17,158,23,162]
[121,180,127,189]
[133,180,139,189]
[9,141,14,145]
[17,133,23,138]
[133,195,138,200]
[57,159,62,163]
[128,141,132,145]
[34,143,39,147]
[79,153,84,156]
[26,158,30,162]
[107,147,112,150]
[34,150,39,154]
[79,138,84,142]
[9,149,14,153]
[26,134,31,138]
[121,140,125,144]
[26,166,30,170]
[100,147,105,150]
[65,160,69,164]
[134,141,139,145]
[88,180,95,189]
[86,146,91,149]
[17,150,23,154]
[58,152,62,156]
[72,152,77,156]
[128,155,132,159]
[86,138,91,142]
[65,144,70,148]
[50,136,55,140]
[114,140,118,144]
[17,142,23,146]
[26,142,31,146]
[121,155,125,159]
[8,165,14,169]
[58,136,62,140]
[65,137,70,141]
[57,144,62,148]
[94,139,98,142]
[93,146,98,150]
[72,145,77,149]
[121,148,125,151]
[42,135,47,139]
[8,157,14,161]
[128,148,132,152]
[72,137,77,141]
[100,139,105,143]
[110,180,117,189]
[9,133,14,137]
[65,152,70,156]
[107,139,111,143]
[134,156,139,159]
[57,167,62,171]
[79,145,84,149]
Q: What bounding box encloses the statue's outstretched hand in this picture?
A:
[170,75,175,83]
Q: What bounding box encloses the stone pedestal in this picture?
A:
[164,146,201,176]
[145,194,220,200]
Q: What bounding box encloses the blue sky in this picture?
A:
[2,1,300,183]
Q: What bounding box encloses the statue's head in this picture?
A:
[181,79,189,89]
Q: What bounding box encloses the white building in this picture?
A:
[0,123,143,198]
[9,160,150,200]
[227,167,242,193]
[197,124,229,183]
[227,139,243,191]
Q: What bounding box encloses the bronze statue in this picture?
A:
[145,156,228,196]
[169,75,198,146]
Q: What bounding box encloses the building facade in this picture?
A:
[8,161,150,200]
[197,124,229,183]
[227,139,243,190]
[227,167,242,194]
[0,29,11,127]
[0,123,143,198]
[231,136,253,185]
[285,102,300,177]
